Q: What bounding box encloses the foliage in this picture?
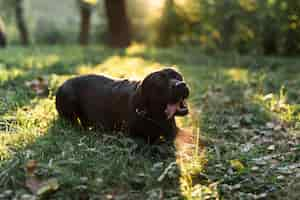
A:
[154,0,300,55]
[0,0,298,55]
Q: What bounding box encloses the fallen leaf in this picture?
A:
[36,178,59,196]
[267,145,276,151]
[230,159,245,172]
[26,176,43,194]
[25,160,59,195]
[25,76,49,96]
[26,160,38,176]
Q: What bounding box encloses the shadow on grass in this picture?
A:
[0,116,186,199]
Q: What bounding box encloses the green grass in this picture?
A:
[1,44,300,199]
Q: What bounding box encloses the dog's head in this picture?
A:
[136,68,189,120]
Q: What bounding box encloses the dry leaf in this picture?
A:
[230,159,245,171]
[26,176,43,194]
[25,160,59,195]
[267,145,276,151]
[36,178,59,196]
[25,76,49,95]
[25,160,38,176]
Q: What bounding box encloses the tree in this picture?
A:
[15,0,29,45]
[283,0,300,55]
[104,0,131,48]
[0,16,6,47]
[155,0,181,47]
[77,0,97,45]
[219,0,237,50]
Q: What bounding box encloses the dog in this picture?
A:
[55,68,189,143]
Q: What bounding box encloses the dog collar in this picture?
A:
[135,108,147,117]
[135,108,168,133]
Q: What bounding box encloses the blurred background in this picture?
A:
[0,0,299,55]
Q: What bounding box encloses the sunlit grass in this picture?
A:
[0,98,56,160]
[126,43,147,56]
[226,68,249,83]
[254,87,300,124]
[77,55,163,80]
[0,68,24,84]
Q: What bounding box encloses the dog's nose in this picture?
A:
[175,81,186,87]
[174,81,189,98]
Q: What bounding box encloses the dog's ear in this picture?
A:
[132,72,157,110]
[161,68,183,81]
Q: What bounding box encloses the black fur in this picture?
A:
[55,68,189,142]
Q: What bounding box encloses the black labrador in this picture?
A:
[56,68,189,142]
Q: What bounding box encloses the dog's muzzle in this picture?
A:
[165,80,190,119]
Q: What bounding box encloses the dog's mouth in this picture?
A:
[165,98,188,119]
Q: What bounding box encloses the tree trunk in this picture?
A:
[284,29,300,55]
[79,6,91,45]
[220,0,235,50]
[0,17,6,48]
[156,0,176,47]
[283,0,300,55]
[15,0,29,45]
[262,17,278,55]
[104,0,131,48]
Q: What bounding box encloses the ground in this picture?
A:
[1,45,300,199]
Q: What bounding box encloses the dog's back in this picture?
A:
[56,74,139,129]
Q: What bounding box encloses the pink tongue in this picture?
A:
[165,103,179,119]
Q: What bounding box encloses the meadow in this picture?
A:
[1,44,300,199]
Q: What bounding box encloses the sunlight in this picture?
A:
[24,54,61,69]
[147,0,165,11]
[0,98,56,160]
[226,68,249,82]
[175,0,188,7]
[82,0,98,6]
[126,43,146,56]
[175,126,218,199]
[76,56,162,80]
[254,88,297,123]
[0,68,24,83]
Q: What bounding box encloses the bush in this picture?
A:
[34,18,76,44]
[153,0,300,55]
